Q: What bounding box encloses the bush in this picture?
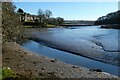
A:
[2,2,24,42]
[2,67,16,79]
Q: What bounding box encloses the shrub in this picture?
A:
[2,67,16,79]
[2,2,24,42]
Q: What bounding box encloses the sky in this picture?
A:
[14,2,118,20]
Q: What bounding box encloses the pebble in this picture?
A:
[60,72,64,75]
[24,70,27,72]
[35,70,38,72]
[24,52,27,54]
[33,61,37,64]
[72,65,79,68]
[57,68,59,71]
[20,55,24,57]
[39,72,44,76]
[41,67,45,70]
[50,59,57,62]
[47,72,55,75]
[5,57,10,60]
[89,69,102,72]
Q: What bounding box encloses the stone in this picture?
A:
[41,67,45,70]
[72,65,79,68]
[89,69,102,72]
[50,59,57,62]
[33,62,36,64]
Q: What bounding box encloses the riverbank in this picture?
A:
[2,41,119,79]
[101,24,120,29]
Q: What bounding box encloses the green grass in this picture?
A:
[24,20,35,22]
[23,24,56,28]
[0,68,2,80]
[23,25,34,28]
[46,24,56,28]
[2,67,17,79]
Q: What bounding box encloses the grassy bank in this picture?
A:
[23,24,56,28]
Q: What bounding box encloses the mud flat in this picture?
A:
[28,27,119,66]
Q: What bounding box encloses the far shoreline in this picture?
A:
[100,24,120,29]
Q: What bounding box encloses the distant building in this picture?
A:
[17,8,25,22]
[17,8,39,22]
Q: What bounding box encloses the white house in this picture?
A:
[17,8,39,22]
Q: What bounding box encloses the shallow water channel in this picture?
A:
[22,40,119,76]
[22,26,119,76]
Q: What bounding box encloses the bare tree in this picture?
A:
[37,9,44,23]
[45,9,52,19]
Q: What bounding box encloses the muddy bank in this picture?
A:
[22,40,119,76]
[30,37,118,66]
[2,42,119,78]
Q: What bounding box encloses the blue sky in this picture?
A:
[14,2,118,20]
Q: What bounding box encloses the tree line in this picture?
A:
[2,2,64,42]
[17,8,64,26]
[95,10,120,25]
[37,9,64,26]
